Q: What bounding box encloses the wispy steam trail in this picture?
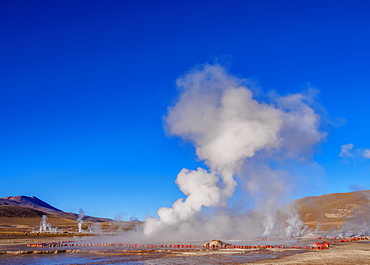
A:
[339,144,370,159]
[142,64,326,240]
[340,143,354,157]
[77,209,85,233]
[363,149,370,159]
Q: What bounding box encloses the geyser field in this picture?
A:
[3,65,370,264]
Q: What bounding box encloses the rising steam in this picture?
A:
[77,209,85,233]
[141,64,326,241]
[39,215,51,233]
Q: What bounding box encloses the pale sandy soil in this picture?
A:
[250,242,370,264]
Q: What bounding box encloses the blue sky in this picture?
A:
[1,0,370,220]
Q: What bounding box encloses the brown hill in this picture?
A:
[0,196,111,223]
[0,212,86,234]
[0,205,45,218]
[0,197,139,235]
[291,190,370,230]
[0,198,22,207]
[1,196,62,212]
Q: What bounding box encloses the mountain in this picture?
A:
[0,196,142,235]
[0,205,45,218]
[291,190,370,230]
[0,196,111,223]
[1,196,62,212]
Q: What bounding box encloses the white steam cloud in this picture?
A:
[339,143,354,157]
[340,144,370,159]
[363,149,370,159]
[142,64,325,240]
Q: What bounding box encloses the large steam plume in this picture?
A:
[141,64,326,241]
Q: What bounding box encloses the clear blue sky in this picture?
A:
[1,0,370,220]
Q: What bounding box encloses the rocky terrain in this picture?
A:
[291,190,370,231]
[0,196,140,235]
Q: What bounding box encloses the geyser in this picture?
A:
[38,215,59,233]
[77,209,85,233]
[39,215,51,233]
[141,64,326,241]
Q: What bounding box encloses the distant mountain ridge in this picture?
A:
[1,196,62,212]
[0,195,112,222]
[2,191,370,230]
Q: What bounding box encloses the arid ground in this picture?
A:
[1,235,370,264]
[2,192,370,264]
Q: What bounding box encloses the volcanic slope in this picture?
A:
[0,196,140,234]
[1,196,62,212]
[290,190,370,230]
[0,205,79,234]
[0,196,111,223]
